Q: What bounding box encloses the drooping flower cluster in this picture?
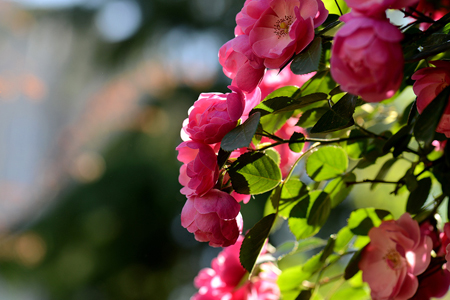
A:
[219,0,328,93]
[330,0,417,102]
[192,236,280,300]
[412,60,450,138]
[177,86,248,247]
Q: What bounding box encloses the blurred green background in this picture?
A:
[0,0,413,299]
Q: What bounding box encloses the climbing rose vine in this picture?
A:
[175,0,450,299]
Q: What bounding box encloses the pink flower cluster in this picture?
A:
[330,0,418,102]
[192,236,280,300]
[178,4,317,246]
[219,0,328,93]
[359,213,450,300]
[177,86,248,247]
[412,60,450,138]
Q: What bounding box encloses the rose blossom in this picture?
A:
[181,189,243,247]
[176,141,219,197]
[192,236,280,299]
[411,0,450,30]
[249,0,328,69]
[183,86,245,144]
[359,213,432,300]
[346,0,419,17]
[219,35,266,93]
[412,60,450,138]
[330,14,404,102]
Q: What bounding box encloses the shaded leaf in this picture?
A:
[289,132,305,153]
[307,191,331,227]
[320,235,336,262]
[334,226,354,253]
[414,86,450,146]
[311,93,357,133]
[278,178,309,218]
[260,111,293,134]
[221,112,261,151]
[240,213,276,274]
[344,248,363,280]
[301,69,337,95]
[348,208,391,236]
[370,158,397,190]
[291,37,322,75]
[406,177,432,214]
[296,107,328,128]
[324,173,356,207]
[382,125,412,157]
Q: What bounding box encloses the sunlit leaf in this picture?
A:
[306,146,348,181]
[324,173,356,207]
[348,208,391,236]
[228,152,282,194]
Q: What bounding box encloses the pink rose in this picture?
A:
[235,0,271,36]
[183,86,245,144]
[412,61,450,138]
[330,14,404,102]
[346,0,419,17]
[249,0,328,69]
[192,236,280,299]
[359,213,432,300]
[176,141,219,197]
[259,65,314,99]
[409,0,450,30]
[181,189,243,247]
[219,35,266,93]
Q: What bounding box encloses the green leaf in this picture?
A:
[310,93,357,133]
[329,85,344,96]
[270,185,282,211]
[217,148,231,169]
[228,152,282,195]
[278,265,311,296]
[296,107,328,128]
[344,248,363,280]
[346,130,369,159]
[289,191,330,239]
[414,86,450,146]
[275,93,329,113]
[278,178,309,218]
[264,85,300,101]
[382,125,413,157]
[307,191,331,227]
[265,148,281,165]
[302,252,324,273]
[240,213,276,274]
[260,111,293,134]
[334,226,354,253]
[324,173,356,207]
[320,235,336,262]
[289,132,305,153]
[406,177,432,214]
[221,112,261,151]
[273,240,298,260]
[295,290,312,300]
[329,286,368,300]
[301,69,337,95]
[370,158,397,190]
[306,146,348,181]
[348,208,391,236]
[252,97,297,116]
[291,37,322,75]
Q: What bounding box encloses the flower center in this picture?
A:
[274,16,294,38]
[384,249,403,270]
